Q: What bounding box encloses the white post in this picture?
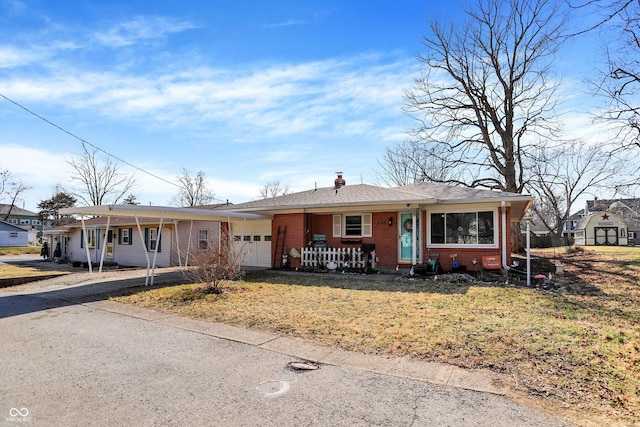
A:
[150,213,164,286]
[134,214,151,286]
[526,217,531,287]
[98,216,111,274]
[412,209,418,266]
[80,216,92,274]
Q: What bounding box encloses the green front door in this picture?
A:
[399,212,419,263]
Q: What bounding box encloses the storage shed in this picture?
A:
[574,211,630,246]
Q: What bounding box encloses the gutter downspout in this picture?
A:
[501,201,510,271]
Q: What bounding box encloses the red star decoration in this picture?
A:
[602,213,610,220]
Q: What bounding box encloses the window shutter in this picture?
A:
[362,213,372,237]
[80,229,84,248]
[144,228,149,251]
[118,229,122,245]
[128,228,133,245]
[332,214,341,237]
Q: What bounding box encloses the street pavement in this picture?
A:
[0,260,574,426]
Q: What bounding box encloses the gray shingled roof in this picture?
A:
[0,204,38,217]
[225,182,531,214]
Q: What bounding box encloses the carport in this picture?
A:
[60,205,271,285]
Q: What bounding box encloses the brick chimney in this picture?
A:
[334,172,346,188]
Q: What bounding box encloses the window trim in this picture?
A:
[118,228,132,245]
[198,229,209,250]
[332,213,372,238]
[81,228,98,249]
[427,208,498,248]
[144,227,162,252]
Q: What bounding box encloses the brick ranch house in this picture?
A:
[51,176,531,276]
[222,176,533,273]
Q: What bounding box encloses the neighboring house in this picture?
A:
[0,204,41,245]
[574,211,631,246]
[0,220,29,247]
[53,176,532,274]
[223,175,533,272]
[46,205,270,283]
[582,197,640,245]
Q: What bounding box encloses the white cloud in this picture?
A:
[93,16,199,48]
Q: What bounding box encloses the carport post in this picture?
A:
[526,217,531,287]
[185,220,194,267]
[80,216,92,274]
[149,213,164,286]
[134,214,151,286]
[98,216,111,274]
[173,220,182,267]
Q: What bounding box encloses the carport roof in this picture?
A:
[59,204,271,221]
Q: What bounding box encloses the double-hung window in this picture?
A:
[81,229,97,248]
[332,213,372,238]
[148,228,158,251]
[119,228,131,245]
[429,210,496,247]
[198,229,208,250]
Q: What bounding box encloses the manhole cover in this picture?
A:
[288,361,319,371]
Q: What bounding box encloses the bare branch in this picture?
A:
[171,169,215,207]
[67,144,136,206]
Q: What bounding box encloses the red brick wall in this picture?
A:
[272,206,513,271]
[271,213,306,269]
[421,206,511,272]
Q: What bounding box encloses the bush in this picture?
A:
[187,230,244,294]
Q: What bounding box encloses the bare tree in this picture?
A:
[403,0,566,193]
[567,1,639,148]
[377,141,459,186]
[259,180,290,199]
[67,144,136,206]
[527,143,626,236]
[171,169,215,207]
[597,1,639,148]
[187,229,244,294]
[0,170,31,220]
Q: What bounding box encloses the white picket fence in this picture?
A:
[300,247,373,270]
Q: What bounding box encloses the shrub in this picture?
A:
[187,230,244,294]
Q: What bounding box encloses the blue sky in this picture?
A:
[0,0,614,211]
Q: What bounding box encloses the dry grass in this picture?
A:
[0,263,70,280]
[0,246,41,256]
[112,246,640,426]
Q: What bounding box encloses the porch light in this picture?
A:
[388,216,393,226]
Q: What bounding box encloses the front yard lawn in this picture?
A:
[112,246,640,426]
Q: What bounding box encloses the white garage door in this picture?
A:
[230,220,272,268]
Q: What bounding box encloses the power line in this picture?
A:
[0,92,180,189]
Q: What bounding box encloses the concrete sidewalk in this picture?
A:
[25,268,511,398]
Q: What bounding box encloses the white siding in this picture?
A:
[171,220,221,266]
[0,230,29,247]
[66,225,173,267]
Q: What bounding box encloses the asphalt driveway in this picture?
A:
[0,263,574,426]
